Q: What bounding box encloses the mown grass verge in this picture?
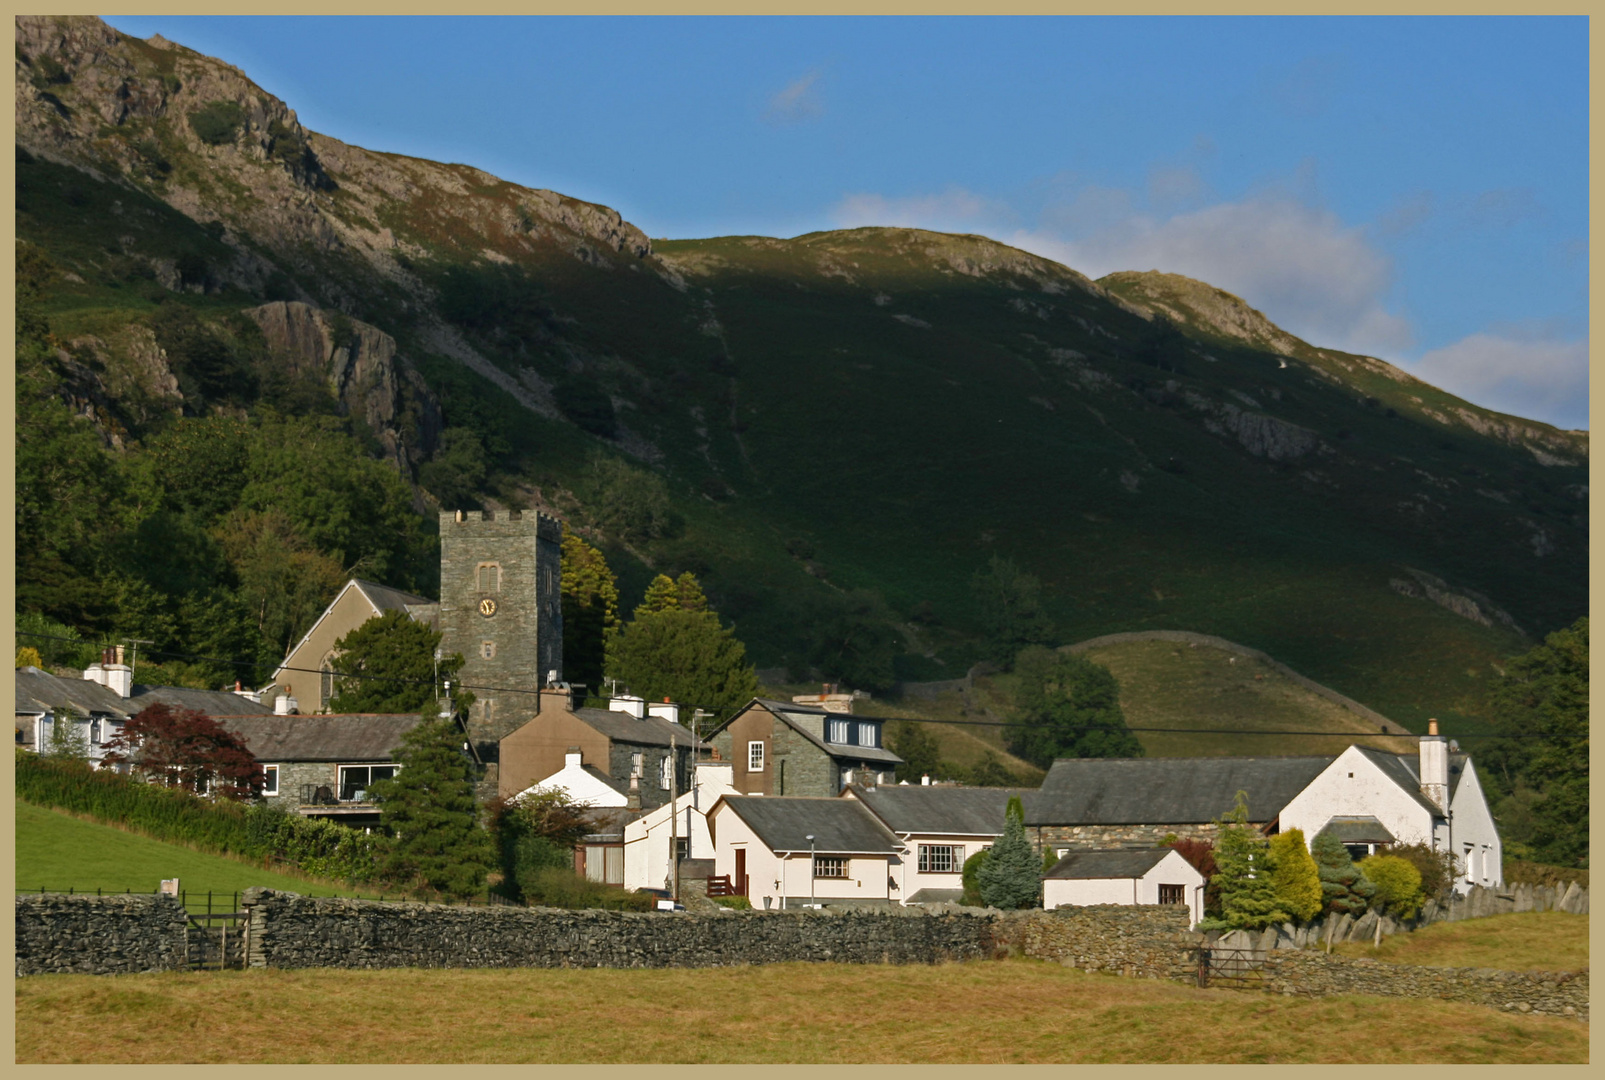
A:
[15,959,1586,1063]
[1328,911,1588,973]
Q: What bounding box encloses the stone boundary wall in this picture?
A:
[1254,952,1587,1021]
[16,893,188,976]
[240,891,998,970]
[1004,904,1203,981]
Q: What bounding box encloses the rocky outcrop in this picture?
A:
[1389,568,1523,635]
[243,301,440,472]
[1099,270,1305,355]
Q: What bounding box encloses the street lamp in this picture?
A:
[806,834,816,909]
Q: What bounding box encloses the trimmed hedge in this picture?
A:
[17,751,390,885]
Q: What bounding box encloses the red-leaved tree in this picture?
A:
[1169,837,1222,918]
[103,703,265,800]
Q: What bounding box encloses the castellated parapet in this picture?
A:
[437,509,563,751]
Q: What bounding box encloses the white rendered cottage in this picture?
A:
[623,761,736,893]
[706,795,903,909]
[1278,721,1501,889]
[844,783,1033,904]
[1042,848,1206,926]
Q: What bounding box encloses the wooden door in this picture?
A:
[735,848,747,895]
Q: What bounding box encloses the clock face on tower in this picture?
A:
[478,597,497,618]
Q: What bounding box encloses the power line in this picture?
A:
[17,630,1576,742]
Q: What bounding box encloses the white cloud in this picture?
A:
[1406,332,1589,430]
[763,69,825,126]
[1010,194,1414,354]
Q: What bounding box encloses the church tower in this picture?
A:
[438,509,563,751]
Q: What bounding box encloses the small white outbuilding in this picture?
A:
[1042,848,1205,927]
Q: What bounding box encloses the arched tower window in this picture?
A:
[476,563,501,592]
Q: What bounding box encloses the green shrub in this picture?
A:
[1268,828,1323,922]
[1358,854,1425,920]
[960,847,989,906]
[1388,841,1457,901]
[190,101,244,146]
[712,895,752,910]
[520,866,654,911]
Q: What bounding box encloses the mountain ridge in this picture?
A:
[14,15,1587,737]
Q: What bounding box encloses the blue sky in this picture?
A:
[103,16,1589,429]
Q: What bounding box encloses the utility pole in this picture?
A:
[669,732,679,904]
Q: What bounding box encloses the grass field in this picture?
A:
[1330,911,1589,972]
[15,959,1586,1064]
[1074,637,1420,758]
[14,800,382,904]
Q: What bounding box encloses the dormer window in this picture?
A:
[827,718,849,744]
[477,563,501,592]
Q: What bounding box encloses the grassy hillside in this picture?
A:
[13,15,1587,744]
[14,799,382,901]
[16,961,1587,1063]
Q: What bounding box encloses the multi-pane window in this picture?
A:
[675,837,690,860]
[338,764,397,801]
[827,719,849,743]
[659,754,672,791]
[813,856,847,879]
[1158,883,1186,905]
[262,765,280,797]
[918,844,963,874]
[747,741,765,772]
[477,564,500,592]
[857,722,878,748]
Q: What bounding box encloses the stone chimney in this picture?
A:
[609,694,646,720]
[102,645,132,699]
[1419,718,1449,812]
[647,698,679,725]
[539,685,577,714]
[274,694,299,716]
[921,774,931,786]
[564,748,582,769]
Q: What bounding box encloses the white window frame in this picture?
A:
[857,722,877,748]
[659,753,672,791]
[748,741,765,772]
[917,844,963,874]
[261,765,280,797]
[827,718,850,744]
[813,855,847,879]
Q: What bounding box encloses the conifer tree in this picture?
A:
[1209,791,1289,930]
[976,796,1041,909]
[1267,828,1323,923]
[1311,829,1377,916]
[368,716,493,900]
[605,572,757,718]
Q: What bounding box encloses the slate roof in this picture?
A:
[128,684,274,717]
[850,784,1035,836]
[722,699,904,767]
[1025,755,1335,826]
[717,795,902,855]
[1316,816,1397,845]
[1043,848,1183,880]
[210,714,426,763]
[573,707,708,750]
[14,667,131,718]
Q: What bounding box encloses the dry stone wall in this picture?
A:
[1003,904,1202,981]
[16,893,188,976]
[240,890,996,970]
[1255,952,1587,1021]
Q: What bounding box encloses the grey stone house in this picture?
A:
[1024,755,1333,855]
[213,713,428,827]
[706,698,904,798]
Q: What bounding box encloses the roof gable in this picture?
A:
[1044,848,1198,881]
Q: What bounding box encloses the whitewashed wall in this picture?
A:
[1042,850,1205,926]
[623,764,734,892]
[708,802,895,909]
[1447,761,1502,889]
[1278,746,1437,849]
